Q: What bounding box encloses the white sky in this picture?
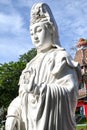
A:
[0,0,87,63]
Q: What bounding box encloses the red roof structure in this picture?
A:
[74,38,87,83]
[77,38,87,48]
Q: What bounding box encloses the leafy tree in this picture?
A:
[19,48,37,63]
[0,48,37,108]
[0,61,25,107]
[0,48,37,126]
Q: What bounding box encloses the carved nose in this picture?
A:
[34,34,38,40]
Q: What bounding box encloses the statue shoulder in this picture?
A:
[51,48,69,61]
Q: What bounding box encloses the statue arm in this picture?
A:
[5,96,21,130]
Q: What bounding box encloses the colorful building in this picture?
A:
[74,38,87,121]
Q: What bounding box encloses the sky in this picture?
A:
[0,0,87,64]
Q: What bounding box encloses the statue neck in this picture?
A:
[37,44,53,53]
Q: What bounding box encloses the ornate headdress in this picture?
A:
[30,3,61,47]
[30,3,54,25]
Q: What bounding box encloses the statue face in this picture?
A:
[30,22,52,50]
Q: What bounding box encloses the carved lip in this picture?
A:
[34,40,39,43]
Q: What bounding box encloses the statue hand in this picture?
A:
[19,68,36,96]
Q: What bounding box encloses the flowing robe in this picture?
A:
[19,48,80,130]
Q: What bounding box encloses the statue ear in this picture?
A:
[45,23,53,34]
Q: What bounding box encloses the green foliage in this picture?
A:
[76,124,87,130]
[19,48,37,63]
[0,107,6,129]
[0,48,37,125]
[0,48,37,108]
[0,61,25,107]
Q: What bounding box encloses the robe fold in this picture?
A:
[19,48,81,130]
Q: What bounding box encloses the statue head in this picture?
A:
[30,3,61,50]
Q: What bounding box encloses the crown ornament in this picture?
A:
[30,3,53,25]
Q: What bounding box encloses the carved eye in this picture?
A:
[36,27,42,32]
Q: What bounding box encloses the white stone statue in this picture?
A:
[5,3,81,130]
